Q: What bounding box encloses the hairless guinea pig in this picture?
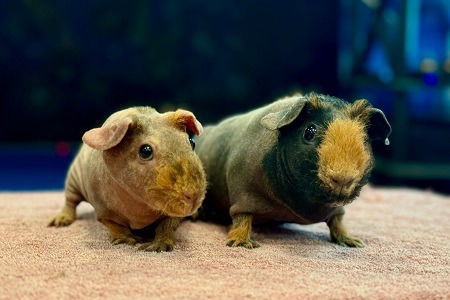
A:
[48,107,207,252]
[195,93,391,249]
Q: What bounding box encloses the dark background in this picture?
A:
[1,0,449,192]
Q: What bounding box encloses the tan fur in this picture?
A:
[327,214,365,247]
[150,156,206,217]
[164,109,204,135]
[226,214,260,249]
[48,106,207,252]
[95,107,206,222]
[47,204,77,227]
[166,110,188,131]
[47,190,81,227]
[317,118,373,197]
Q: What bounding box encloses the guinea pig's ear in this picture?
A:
[82,118,133,151]
[260,97,307,130]
[167,109,204,136]
[367,108,392,145]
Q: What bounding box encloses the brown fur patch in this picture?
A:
[149,156,206,217]
[344,99,372,123]
[169,113,188,131]
[307,92,323,109]
[317,118,372,195]
[226,214,259,248]
[227,214,253,241]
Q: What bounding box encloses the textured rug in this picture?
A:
[0,186,449,299]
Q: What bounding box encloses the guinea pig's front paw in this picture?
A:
[138,240,174,252]
[111,236,139,245]
[48,213,75,227]
[226,238,260,249]
[332,235,365,248]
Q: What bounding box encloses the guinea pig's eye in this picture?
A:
[303,124,317,141]
[189,137,196,150]
[138,144,153,160]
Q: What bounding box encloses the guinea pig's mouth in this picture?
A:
[316,181,357,207]
[316,180,364,209]
[317,169,362,203]
[158,193,204,217]
[327,198,354,208]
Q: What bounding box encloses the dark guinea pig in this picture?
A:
[195,93,391,249]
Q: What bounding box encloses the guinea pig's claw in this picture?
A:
[47,213,75,227]
[226,239,260,249]
[333,235,365,248]
[111,236,138,245]
[138,240,174,252]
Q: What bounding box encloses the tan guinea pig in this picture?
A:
[48,107,207,252]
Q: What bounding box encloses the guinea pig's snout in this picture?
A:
[329,175,355,190]
[183,191,203,206]
[180,199,194,214]
[184,192,194,202]
[176,191,202,215]
[321,171,358,197]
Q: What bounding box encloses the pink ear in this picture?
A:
[171,109,204,136]
[82,118,133,150]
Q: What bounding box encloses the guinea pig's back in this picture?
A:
[196,99,294,218]
[196,96,299,184]
[64,144,104,208]
[196,111,259,184]
[195,124,231,211]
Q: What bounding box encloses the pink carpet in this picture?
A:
[0,186,449,299]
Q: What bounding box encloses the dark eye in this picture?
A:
[139,144,153,160]
[304,125,317,141]
[189,137,196,150]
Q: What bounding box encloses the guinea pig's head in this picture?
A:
[261,93,391,208]
[82,107,207,217]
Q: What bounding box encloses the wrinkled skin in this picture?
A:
[196,93,391,249]
[49,107,207,251]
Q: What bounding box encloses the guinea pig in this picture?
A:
[48,106,207,252]
[195,93,391,249]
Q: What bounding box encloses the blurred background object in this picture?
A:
[0,0,449,192]
[338,0,450,193]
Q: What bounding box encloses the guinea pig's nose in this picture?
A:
[330,175,355,189]
[184,192,194,202]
